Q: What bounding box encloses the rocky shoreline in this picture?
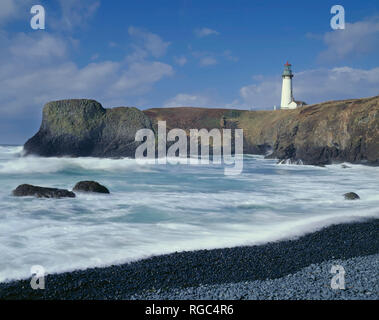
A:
[23,96,379,166]
[0,219,377,300]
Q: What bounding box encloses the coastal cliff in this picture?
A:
[24,96,379,165]
[145,96,379,165]
[24,99,153,157]
[243,95,379,165]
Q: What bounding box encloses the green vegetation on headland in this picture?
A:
[24,96,379,166]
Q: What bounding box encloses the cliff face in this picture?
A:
[145,96,379,165]
[238,96,379,165]
[24,99,153,157]
[24,96,379,165]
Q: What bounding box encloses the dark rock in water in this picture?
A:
[344,192,360,200]
[24,99,154,158]
[13,184,76,198]
[341,164,351,169]
[73,181,110,194]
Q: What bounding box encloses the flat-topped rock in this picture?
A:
[13,184,76,199]
[24,99,154,158]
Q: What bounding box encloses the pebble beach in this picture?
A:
[1,219,377,300]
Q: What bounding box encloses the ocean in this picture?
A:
[0,145,378,283]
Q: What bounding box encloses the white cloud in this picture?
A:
[294,66,379,102]
[164,93,213,108]
[238,66,379,109]
[9,33,67,59]
[0,29,174,117]
[194,27,219,38]
[174,56,187,66]
[239,79,282,109]
[128,26,170,58]
[191,50,234,67]
[0,0,33,24]
[199,56,217,66]
[0,0,16,22]
[313,17,379,61]
[0,57,174,116]
[0,4,175,142]
[112,61,174,94]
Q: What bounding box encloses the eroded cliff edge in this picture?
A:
[24,96,379,165]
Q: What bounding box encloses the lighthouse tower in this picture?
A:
[280,62,298,110]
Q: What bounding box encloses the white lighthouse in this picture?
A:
[280,61,298,110]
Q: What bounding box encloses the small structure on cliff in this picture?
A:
[280,62,304,110]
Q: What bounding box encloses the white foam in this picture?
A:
[0,155,158,174]
[0,145,23,153]
[0,146,378,282]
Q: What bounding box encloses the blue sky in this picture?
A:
[1,0,379,144]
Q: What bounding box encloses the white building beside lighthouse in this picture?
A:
[280,62,299,110]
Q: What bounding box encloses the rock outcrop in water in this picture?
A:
[24,96,379,165]
[344,192,360,200]
[13,184,76,198]
[24,99,153,158]
[73,181,110,194]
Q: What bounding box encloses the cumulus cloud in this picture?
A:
[294,66,379,102]
[9,33,67,60]
[194,27,219,38]
[112,61,174,94]
[0,57,173,116]
[239,79,282,109]
[128,26,171,58]
[311,17,379,61]
[0,28,174,119]
[238,66,379,109]
[0,4,173,143]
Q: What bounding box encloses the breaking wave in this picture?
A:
[0,146,378,282]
